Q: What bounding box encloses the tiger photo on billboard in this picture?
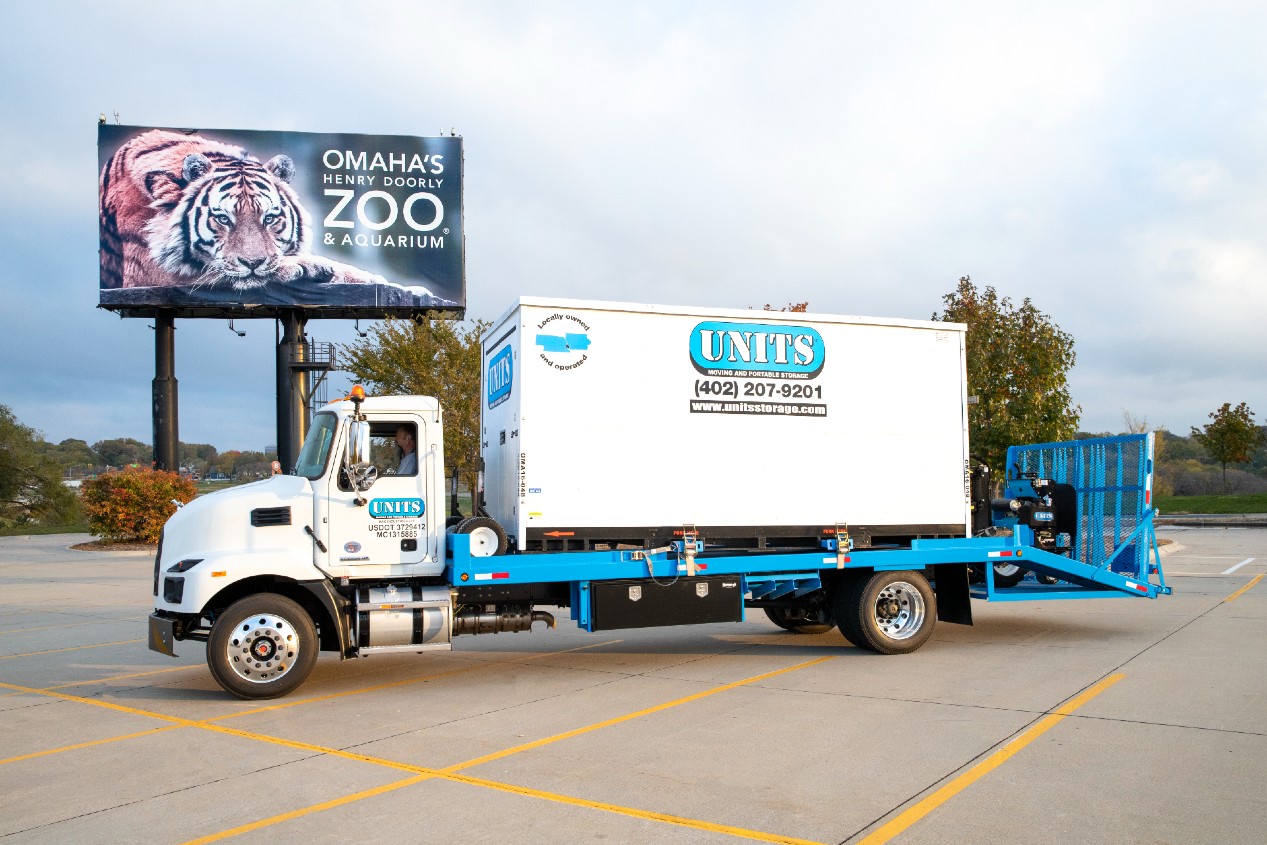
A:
[99,129,394,291]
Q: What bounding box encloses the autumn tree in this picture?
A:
[1190,402,1264,494]
[339,316,490,494]
[936,276,1080,475]
[0,406,81,528]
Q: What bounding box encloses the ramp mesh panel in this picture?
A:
[1006,434,1154,578]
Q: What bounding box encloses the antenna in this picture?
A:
[353,319,368,338]
[228,320,246,337]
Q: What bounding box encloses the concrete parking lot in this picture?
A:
[1,528,1263,844]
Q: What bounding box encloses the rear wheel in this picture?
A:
[206,594,318,700]
[763,604,835,635]
[835,570,936,654]
[455,516,508,556]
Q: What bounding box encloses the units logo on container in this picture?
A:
[535,313,591,371]
[368,498,425,519]
[487,346,513,408]
[689,321,825,379]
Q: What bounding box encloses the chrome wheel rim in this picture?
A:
[226,613,301,684]
[872,581,926,640]
[993,563,1021,577]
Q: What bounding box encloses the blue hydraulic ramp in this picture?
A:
[969,433,1171,601]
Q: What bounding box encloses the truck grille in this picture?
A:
[251,506,292,527]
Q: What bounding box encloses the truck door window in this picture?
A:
[379,423,417,476]
[294,413,338,478]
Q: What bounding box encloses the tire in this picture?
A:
[763,605,835,635]
[836,570,936,655]
[834,574,869,648]
[992,562,1026,588]
[1037,573,1060,585]
[455,516,508,556]
[206,594,319,700]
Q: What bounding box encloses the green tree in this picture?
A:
[1190,402,1264,493]
[179,442,218,475]
[339,316,490,494]
[39,438,101,474]
[0,406,81,528]
[935,276,1080,475]
[93,437,150,468]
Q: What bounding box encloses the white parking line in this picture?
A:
[1222,558,1256,574]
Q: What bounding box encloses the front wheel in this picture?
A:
[207,594,319,700]
[834,570,936,654]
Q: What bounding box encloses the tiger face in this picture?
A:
[100,130,312,290]
[148,152,309,290]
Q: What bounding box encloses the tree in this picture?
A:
[93,437,150,468]
[80,467,196,543]
[1190,402,1264,494]
[0,406,81,528]
[339,316,490,494]
[39,438,101,472]
[935,276,1080,475]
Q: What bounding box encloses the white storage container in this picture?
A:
[480,298,970,551]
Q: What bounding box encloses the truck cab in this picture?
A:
[149,393,457,698]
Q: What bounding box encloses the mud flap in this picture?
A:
[933,563,973,625]
[148,613,177,657]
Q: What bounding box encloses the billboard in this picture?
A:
[98,125,464,318]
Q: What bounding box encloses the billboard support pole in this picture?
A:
[152,311,179,472]
[276,311,310,472]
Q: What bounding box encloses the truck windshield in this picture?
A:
[294,413,338,479]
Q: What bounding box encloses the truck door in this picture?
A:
[319,416,435,569]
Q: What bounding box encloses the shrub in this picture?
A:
[80,467,197,543]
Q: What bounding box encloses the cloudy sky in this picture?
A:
[2,1,1264,452]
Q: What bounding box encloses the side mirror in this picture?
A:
[344,420,377,493]
[347,420,371,466]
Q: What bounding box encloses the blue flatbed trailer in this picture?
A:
[446,433,1169,651]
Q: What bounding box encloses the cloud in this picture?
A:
[2,1,1266,449]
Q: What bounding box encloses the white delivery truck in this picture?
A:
[148,298,1169,699]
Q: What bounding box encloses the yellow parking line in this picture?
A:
[0,664,195,698]
[0,638,143,659]
[206,639,622,722]
[176,656,833,845]
[180,775,435,845]
[446,655,836,772]
[4,655,833,845]
[1225,573,1263,603]
[0,726,182,765]
[443,769,824,845]
[855,673,1126,845]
